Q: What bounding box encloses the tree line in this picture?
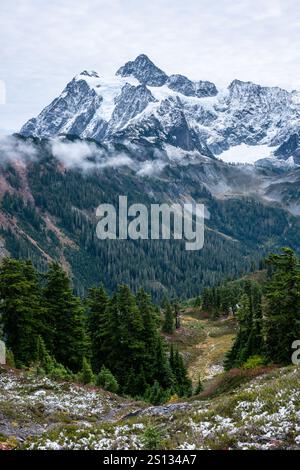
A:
[0,258,192,404]
[5,138,300,303]
[199,248,300,369]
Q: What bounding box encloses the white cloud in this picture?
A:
[51,140,99,168]
[0,135,37,163]
[51,139,134,170]
[0,136,164,174]
[0,80,6,105]
[137,160,167,177]
[99,154,133,169]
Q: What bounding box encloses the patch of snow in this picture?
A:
[205,364,224,379]
[218,144,273,164]
[76,73,140,122]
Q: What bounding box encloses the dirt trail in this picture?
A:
[187,318,235,383]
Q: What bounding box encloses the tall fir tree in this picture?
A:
[86,284,109,372]
[264,248,300,364]
[136,288,160,384]
[0,258,43,366]
[224,282,263,370]
[170,347,192,397]
[42,263,88,371]
[224,293,252,369]
[173,300,181,329]
[162,299,174,334]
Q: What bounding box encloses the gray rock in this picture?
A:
[116,54,168,87]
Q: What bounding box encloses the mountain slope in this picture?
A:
[1,364,299,450]
[1,135,300,299]
[3,55,300,297]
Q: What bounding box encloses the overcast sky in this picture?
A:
[0,0,299,133]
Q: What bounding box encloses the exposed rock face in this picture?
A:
[274,133,300,163]
[167,74,217,98]
[21,76,104,139]
[115,54,168,87]
[20,54,300,161]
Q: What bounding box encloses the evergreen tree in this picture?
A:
[141,424,163,450]
[264,248,300,364]
[6,349,15,368]
[170,347,192,397]
[0,258,43,366]
[195,376,203,395]
[224,282,264,370]
[79,357,94,384]
[201,287,214,312]
[173,300,181,329]
[96,365,119,393]
[35,335,70,380]
[42,263,88,371]
[35,335,54,374]
[153,339,173,390]
[87,284,109,372]
[117,285,144,385]
[162,299,174,334]
[101,285,145,390]
[136,288,168,387]
[224,294,252,369]
[144,380,169,405]
[123,366,147,397]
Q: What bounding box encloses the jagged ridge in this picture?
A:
[20,54,300,160]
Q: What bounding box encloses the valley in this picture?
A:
[2,0,300,458]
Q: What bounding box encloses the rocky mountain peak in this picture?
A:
[166,74,217,98]
[79,70,100,78]
[116,54,168,87]
[19,56,300,161]
[228,79,261,96]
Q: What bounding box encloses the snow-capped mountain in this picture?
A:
[20,54,300,163]
[5,55,300,297]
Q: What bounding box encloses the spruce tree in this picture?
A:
[144,380,168,405]
[118,285,144,385]
[35,335,70,379]
[153,339,173,390]
[102,292,121,372]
